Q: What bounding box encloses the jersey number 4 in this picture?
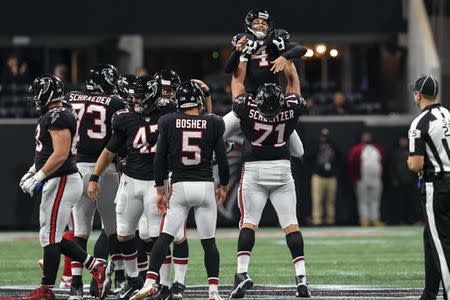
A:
[72,103,107,139]
[182,131,202,166]
[252,122,286,147]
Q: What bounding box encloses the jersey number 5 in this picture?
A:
[181,131,202,166]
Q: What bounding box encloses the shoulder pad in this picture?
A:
[234,93,252,104]
[274,29,290,41]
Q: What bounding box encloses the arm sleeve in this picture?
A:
[154,119,169,187]
[47,110,72,130]
[224,50,240,74]
[409,120,427,155]
[232,94,248,118]
[214,117,229,186]
[281,43,307,60]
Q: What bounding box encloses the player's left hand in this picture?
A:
[270,56,288,74]
[21,170,45,197]
[157,193,169,214]
[215,185,228,206]
[191,79,210,95]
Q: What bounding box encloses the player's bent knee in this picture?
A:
[74,234,90,240]
[283,224,300,235]
[174,237,187,244]
[285,230,302,250]
[242,223,257,231]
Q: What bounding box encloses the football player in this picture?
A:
[65,64,127,299]
[19,75,105,300]
[86,76,187,300]
[131,81,229,300]
[228,83,310,298]
[223,9,305,158]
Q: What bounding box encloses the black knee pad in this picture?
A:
[285,231,304,259]
[237,227,255,252]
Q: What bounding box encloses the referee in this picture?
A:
[408,74,450,300]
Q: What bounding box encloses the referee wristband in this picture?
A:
[203,90,211,97]
[89,174,100,182]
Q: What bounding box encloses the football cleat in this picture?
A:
[153,284,170,300]
[100,260,115,299]
[128,283,158,300]
[21,286,55,300]
[170,282,186,300]
[90,260,106,298]
[209,291,223,300]
[111,278,127,295]
[228,272,253,298]
[295,275,311,298]
[116,276,144,300]
[68,285,83,300]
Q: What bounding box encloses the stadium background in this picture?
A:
[0,0,448,230]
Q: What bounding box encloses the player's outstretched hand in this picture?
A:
[236,36,249,52]
[191,79,210,95]
[87,181,100,202]
[157,193,169,214]
[215,185,229,206]
[270,56,288,74]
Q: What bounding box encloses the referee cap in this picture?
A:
[410,74,439,98]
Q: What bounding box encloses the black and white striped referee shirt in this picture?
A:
[409,103,450,180]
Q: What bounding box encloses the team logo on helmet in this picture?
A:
[102,68,115,86]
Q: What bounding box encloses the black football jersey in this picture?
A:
[65,91,125,163]
[154,112,226,185]
[233,93,305,162]
[233,29,291,93]
[34,106,78,179]
[107,105,176,181]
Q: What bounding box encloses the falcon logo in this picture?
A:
[50,111,60,124]
[39,77,52,95]
[102,69,115,85]
[146,80,158,98]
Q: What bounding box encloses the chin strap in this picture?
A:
[247,28,266,40]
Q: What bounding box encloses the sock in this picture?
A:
[160,249,172,287]
[62,231,73,277]
[201,238,220,280]
[121,237,139,278]
[208,278,219,294]
[286,231,306,276]
[94,229,109,261]
[41,243,61,287]
[69,237,87,287]
[173,240,189,285]
[110,234,125,281]
[146,233,174,287]
[237,228,255,273]
[137,236,148,280]
[145,238,156,256]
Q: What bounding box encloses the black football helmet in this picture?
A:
[116,74,137,101]
[153,69,181,107]
[245,9,272,39]
[255,83,284,119]
[128,75,161,114]
[175,81,204,110]
[28,75,64,115]
[86,64,119,94]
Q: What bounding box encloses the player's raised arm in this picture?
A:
[191,79,212,113]
[284,62,301,94]
[231,60,248,99]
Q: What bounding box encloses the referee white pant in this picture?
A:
[424,181,450,296]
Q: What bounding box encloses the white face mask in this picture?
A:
[253,30,266,39]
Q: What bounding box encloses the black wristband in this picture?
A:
[203,89,211,97]
[89,174,99,182]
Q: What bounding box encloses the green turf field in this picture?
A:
[0,226,425,289]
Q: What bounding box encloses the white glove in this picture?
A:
[19,164,36,190]
[22,170,46,197]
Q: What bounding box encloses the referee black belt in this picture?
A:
[425,172,450,182]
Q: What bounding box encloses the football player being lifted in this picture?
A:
[66,64,127,299]
[228,83,311,298]
[223,9,306,157]
[131,81,229,300]
[19,76,106,300]
[87,77,187,300]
